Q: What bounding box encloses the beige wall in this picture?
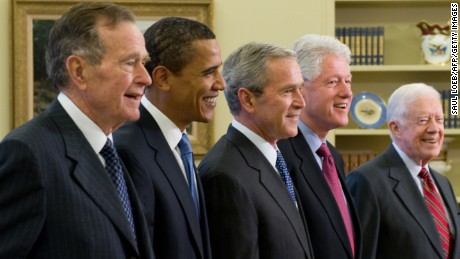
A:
[213,0,331,140]
[0,0,331,140]
[0,0,11,139]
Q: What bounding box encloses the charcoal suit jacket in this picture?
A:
[0,100,153,259]
[346,144,460,259]
[114,104,211,259]
[278,131,362,259]
[198,125,314,259]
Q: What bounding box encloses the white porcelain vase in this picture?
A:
[416,21,450,65]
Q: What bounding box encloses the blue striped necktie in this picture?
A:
[178,133,200,216]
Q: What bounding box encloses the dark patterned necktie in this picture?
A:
[316,143,354,257]
[419,168,452,258]
[178,133,200,216]
[275,150,297,207]
[100,138,136,240]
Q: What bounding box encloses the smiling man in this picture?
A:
[278,34,362,259]
[346,83,460,259]
[198,42,314,259]
[0,3,154,258]
[114,17,225,259]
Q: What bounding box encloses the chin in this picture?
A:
[336,117,349,127]
[285,128,299,138]
[198,112,214,123]
[124,111,140,122]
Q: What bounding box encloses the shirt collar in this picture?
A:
[57,92,108,154]
[392,142,428,178]
[231,119,278,169]
[141,96,183,149]
[298,120,324,151]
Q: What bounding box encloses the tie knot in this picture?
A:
[178,133,192,156]
[276,150,287,166]
[418,167,429,179]
[316,143,331,158]
[100,138,117,160]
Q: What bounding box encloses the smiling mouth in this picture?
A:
[334,103,348,109]
[287,114,300,119]
[423,139,439,144]
[125,94,142,100]
[203,97,217,105]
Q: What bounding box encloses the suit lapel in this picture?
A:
[226,126,311,257]
[138,106,204,257]
[47,101,138,252]
[385,145,444,258]
[289,134,353,257]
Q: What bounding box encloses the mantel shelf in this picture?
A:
[334,128,460,136]
[351,64,450,72]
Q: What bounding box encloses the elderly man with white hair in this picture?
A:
[346,83,460,259]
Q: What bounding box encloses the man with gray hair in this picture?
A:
[199,42,314,259]
[346,83,460,258]
[0,3,154,258]
[278,34,361,259]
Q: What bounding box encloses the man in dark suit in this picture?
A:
[346,83,460,259]
[0,3,154,258]
[199,42,314,259]
[114,17,225,259]
[278,34,361,259]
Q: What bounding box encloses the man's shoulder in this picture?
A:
[199,135,247,175]
[4,114,57,143]
[114,119,151,144]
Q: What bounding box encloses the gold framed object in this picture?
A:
[12,0,214,157]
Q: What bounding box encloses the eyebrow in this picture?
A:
[123,52,151,63]
[198,64,221,76]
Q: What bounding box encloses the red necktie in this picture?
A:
[419,167,452,258]
[317,143,355,257]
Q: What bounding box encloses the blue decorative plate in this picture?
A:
[350,92,386,128]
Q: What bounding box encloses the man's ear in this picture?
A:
[238,88,256,113]
[388,120,400,138]
[66,55,87,90]
[152,66,171,91]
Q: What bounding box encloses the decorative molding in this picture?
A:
[12,0,214,156]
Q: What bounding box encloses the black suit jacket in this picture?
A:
[198,125,314,259]
[278,131,362,259]
[346,144,460,259]
[0,100,153,259]
[114,105,211,259]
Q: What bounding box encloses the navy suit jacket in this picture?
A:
[346,144,460,259]
[199,125,314,259]
[0,100,153,259]
[278,131,362,259]
[114,104,211,259]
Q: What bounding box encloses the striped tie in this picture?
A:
[178,133,200,216]
[419,167,452,258]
